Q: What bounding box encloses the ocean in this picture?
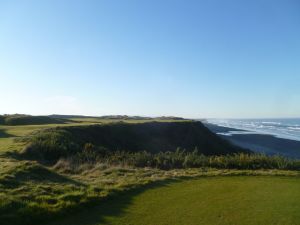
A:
[206,118,300,142]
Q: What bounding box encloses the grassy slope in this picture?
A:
[0,118,202,225]
[0,117,300,225]
[0,122,96,153]
[50,176,300,225]
[22,121,247,163]
[0,117,197,156]
[0,117,134,153]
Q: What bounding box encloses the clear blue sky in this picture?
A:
[0,0,299,118]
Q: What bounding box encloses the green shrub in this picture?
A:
[22,129,80,161]
[59,149,300,171]
[0,115,5,125]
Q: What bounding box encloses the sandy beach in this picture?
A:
[204,123,300,158]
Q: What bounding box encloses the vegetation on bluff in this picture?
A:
[22,121,247,162]
[20,121,300,171]
[55,149,300,171]
[0,114,68,126]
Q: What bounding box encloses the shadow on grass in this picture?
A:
[48,178,187,225]
[0,163,85,188]
[0,129,15,138]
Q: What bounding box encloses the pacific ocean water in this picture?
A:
[207,118,300,142]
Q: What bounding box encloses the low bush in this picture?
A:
[58,148,300,171]
[22,129,79,161]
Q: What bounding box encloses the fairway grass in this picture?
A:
[51,176,300,225]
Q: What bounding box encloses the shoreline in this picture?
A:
[204,123,300,159]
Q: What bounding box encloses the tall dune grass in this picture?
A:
[56,147,300,171]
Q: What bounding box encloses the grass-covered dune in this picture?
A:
[0,114,68,126]
[22,121,248,162]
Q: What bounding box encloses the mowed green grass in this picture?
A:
[51,176,300,225]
